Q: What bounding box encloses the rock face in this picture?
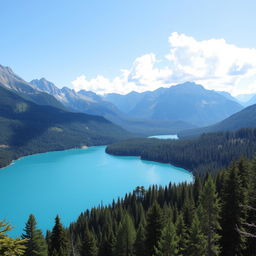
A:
[0,65,65,109]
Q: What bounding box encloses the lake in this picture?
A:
[0,146,192,236]
[148,134,179,139]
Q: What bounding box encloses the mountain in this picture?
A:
[104,91,147,113]
[216,91,240,103]
[0,65,65,109]
[109,82,243,127]
[236,93,256,105]
[0,85,130,168]
[31,78,195,135]
[245,94,256,107]
[30,78,119,117]
[179,103,256,138]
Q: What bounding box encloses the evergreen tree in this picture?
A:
[154,220,178,256]
[243,154,256,255]
[199,175,221,256]
[175,213,187,255]
[21,214,48,256]
[220,165,246,256]
[80,229,98,256]
[186,213,207,256]
[134,224,146,256]
[182,199,194,227]
[0,220,26,256]
[99,231,116,256]
[49,215,69,256]
[145,202,164,256]
[115,213,136,256]
[193,176,202,206]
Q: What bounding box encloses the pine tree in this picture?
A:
[145,202,164,256]
[134,224,146,256]
[199,175,221,256]
[99,231,116,256]
[175,213,187,255]
[182,199,194,227]
[186,213,207,256]
[220,165,246,256]
[49,215,69,256]
[243,155,256,255]
[154,220,179,256]
[80,229,98,256]
[21,214,48,256]
[193,176,202,206]
[0,220,26,256]
[115,213,136,256]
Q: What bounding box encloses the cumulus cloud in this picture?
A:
[72,32,256,95]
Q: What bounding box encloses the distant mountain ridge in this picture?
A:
[179,103,256,138]
[105,82,243,127]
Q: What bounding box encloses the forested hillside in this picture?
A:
[5,156,256,256]
[106,128,256,174]
[0,86,131,168]
[179,103,256,138]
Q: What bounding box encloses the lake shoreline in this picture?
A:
[0,145,89,171]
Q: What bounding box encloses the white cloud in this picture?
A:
[72,32,256,95]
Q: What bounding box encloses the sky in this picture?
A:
[1,0,256,95]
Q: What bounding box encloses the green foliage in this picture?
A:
[80,229,98,256]
[21,214,48,256]
[106,128,256,174]
[199,175,221,256]
[0,220,27,256]
[186,213,207,256]
[115,213,136,256]
[134,224,146,256]
[145,202,164,256]
[175,214,187,254]
[220,165,247,256]
[154,220,179,256]
[48,216,69,256]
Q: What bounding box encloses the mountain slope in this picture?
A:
[179,103,256,138]
[246,94,256,106]
[104,91,147,113]
[0,85,130,168]
[128,82,243,126]
[106,82,243,127]
[0,65,64,109]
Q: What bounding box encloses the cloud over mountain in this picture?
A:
[72,32,256,95]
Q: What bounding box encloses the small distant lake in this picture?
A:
[0,146,192,236]
[148,134,179,139]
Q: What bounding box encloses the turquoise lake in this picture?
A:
[0,146,193,236]
[148,134,179,139]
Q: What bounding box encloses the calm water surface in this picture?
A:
[148,134,179,139]
[0,146,192,236]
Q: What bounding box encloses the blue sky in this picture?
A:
[1,0,256,95]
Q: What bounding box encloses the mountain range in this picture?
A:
[30,78,195,135]
[105,82,243,127]
[2,63,256,142]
